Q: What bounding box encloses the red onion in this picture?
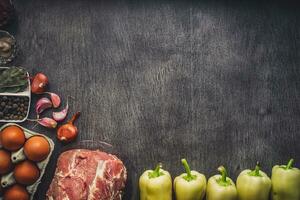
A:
[57,112,80,142]
[31,73,48,94]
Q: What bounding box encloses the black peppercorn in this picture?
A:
[0,95,29,121]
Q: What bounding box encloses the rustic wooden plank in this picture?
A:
[1,0,299,199]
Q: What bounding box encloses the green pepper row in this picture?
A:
[139,159,300,200]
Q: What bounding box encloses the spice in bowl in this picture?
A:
[0,95,29,121]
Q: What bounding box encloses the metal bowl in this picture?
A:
[0,30,17,65]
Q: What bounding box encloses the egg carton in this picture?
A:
[0,123,55,200]
[0,67,31,123]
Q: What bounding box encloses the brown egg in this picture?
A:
[0,149,12,174]
[0,126,25,151]
[14,161,40,185]
[4,184,29,200]
[24,136,50,162]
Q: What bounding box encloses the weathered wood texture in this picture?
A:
[2,0,300,199]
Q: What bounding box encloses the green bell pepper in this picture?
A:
[271,159,300,200]
[139,163,172,200]
[174,159,207,200]
[236,162,271,200]
[206,166,238,200]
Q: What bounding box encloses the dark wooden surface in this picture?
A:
[2,0,300,199]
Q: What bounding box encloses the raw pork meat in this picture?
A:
[46,149,127,200]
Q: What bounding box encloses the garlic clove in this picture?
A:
[36,97,52,115]
[52,102,69,122]
[46,92,61,108]
[37,117,57,128]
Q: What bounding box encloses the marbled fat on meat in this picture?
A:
[46,149,127,200]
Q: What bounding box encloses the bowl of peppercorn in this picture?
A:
[0,67,31,122]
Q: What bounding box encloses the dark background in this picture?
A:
[2,0,300,199]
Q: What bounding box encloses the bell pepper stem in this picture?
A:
[217,166,232,186]
[148,163,163,178]
[181,159,196,181]
[218,166,227,182]
[254,162,261,176]
[154,163,161,174]
[182,159,192,177]
[286,159,294,169]
[248,162,263,177]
